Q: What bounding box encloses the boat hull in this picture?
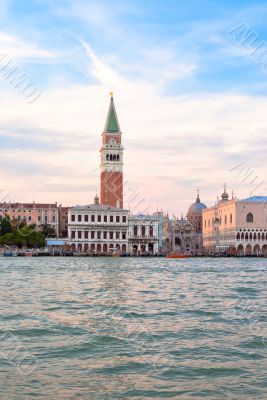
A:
[166,254,192,259]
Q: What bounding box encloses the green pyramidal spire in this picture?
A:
[104,94,121,133]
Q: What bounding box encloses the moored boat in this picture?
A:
[166,253,192,259]
[3,251,17,257]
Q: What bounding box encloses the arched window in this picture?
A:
[245,232,248,241]
[117,155,120,161]
[241,232,244,240]
[246,213,254,223]
[224,215,227,224]
[113,154,116,161]
[133,226,138,236]
[230,214,233,224]
[237,232,240,240]
[106,154,110,161]
[253,233,257,240]
[249,232,252,240]
[175,237,181,246]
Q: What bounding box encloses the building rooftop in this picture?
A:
[104,94,121,133]
[241,196,267,203]
[70,204,128,212]
[0,202,58,209]
[129,213,158,220]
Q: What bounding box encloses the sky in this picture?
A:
[1,0,267,215]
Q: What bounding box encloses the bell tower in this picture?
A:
[100,93,124,208]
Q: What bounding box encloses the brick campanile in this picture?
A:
[100,93,124,208]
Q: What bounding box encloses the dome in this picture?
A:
[219,184,229,203]
[94,193,100,205]
[187,192,207,216]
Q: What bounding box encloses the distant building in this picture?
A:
[58,205,69,238]
[163,216,199,255]
[68,194,129,254]
[202,188,267,255]
[186,191,207,253]
[162,193,207,255]
[128,213,159,255]
[0,202,59,236]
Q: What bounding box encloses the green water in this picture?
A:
[0,257,266,399]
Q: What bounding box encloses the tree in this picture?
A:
[0,216,12,236]
[40,223,56,238]
[0,233,14,246]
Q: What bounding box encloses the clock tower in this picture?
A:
[100,94,124,208]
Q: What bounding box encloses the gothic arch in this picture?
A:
[254,244,261,255]
[175,237,181,246]
[245,244,252,255]
[237,244,244,255]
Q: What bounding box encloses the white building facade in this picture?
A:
[128,214,159,255]
[68,196,129,254]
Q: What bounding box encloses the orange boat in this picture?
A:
[166,253,192,259]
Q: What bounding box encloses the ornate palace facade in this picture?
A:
[202,190,267,256]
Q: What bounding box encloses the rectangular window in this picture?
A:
[71,214,75,222]
[110,215,113,223]
[104,215,107,223]
[97,215,101,222]
[91,231,95,239]
[71,231,75,239]
[28,216,32,222]
[97,231,101,239]
[45,216,48,222]
[85,215,88,222]
[38,216,41,222]
[53,216,56,222]
[122,216,126,223]
[91,215,95,222]
[103,231,107,239]
[78,231,82,239]
[122,233,126,240]
[110,231,114,239]
[116,232,120,239]
[84,231,89,239]
[78,215,82,222]
[116,216,120,223]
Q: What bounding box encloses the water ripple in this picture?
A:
[0,257,266,399]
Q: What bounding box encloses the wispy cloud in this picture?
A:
[1,0,267,212]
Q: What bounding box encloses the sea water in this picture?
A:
[0,257,266,399]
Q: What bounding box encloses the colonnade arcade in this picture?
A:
[70,242,127,254]
[235,228,267,255]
